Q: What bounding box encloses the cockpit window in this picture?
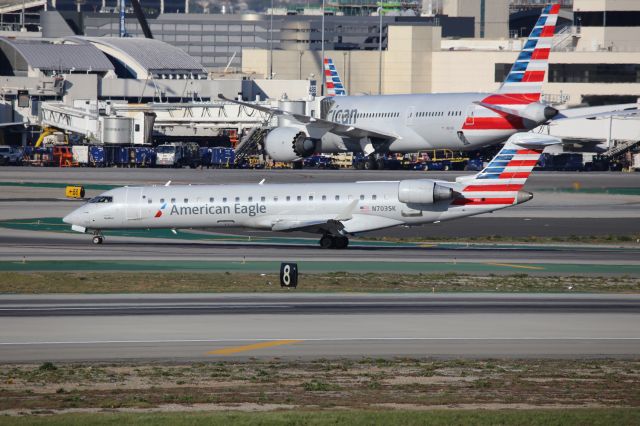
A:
[88,196,113,203]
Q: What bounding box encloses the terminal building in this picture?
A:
[0,0,636,163]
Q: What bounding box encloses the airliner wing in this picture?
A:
[551,106,640,121]
[218,94,399,140]
[271,218,345,234]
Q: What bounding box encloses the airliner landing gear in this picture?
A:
[92,231,104,245]
[319,235,349,249]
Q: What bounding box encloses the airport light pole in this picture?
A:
[377,6,383,95]
[269,0,273,79]
[320,0,325,96]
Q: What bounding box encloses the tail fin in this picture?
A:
[324,57,347,97]
[454,133,560,207]
[485,3,560,105]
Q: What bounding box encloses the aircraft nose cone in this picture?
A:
[62,211,78,225]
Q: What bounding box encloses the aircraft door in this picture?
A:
[405,106,416,126]
[125,187,142,220]
[464,104,475,126]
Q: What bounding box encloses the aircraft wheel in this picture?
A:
[92,236,103,245]
[334,236,349,249]
[364,158,377,170]
[319,235,334,249]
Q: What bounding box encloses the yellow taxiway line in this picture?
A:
[208,339,303,355]
[485,262,546,271]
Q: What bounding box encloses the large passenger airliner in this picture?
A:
[221,4,566,164]
[63,133,559,249]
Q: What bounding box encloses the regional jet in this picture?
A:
[220,4,636,167]
[63,132,559,249]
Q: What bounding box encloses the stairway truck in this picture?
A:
[155,142,201,168]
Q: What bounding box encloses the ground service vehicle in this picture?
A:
[155,142,201,168]
[0,145,23,165]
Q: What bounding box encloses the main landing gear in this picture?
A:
[92,231,104,245]
[319,234,349,249]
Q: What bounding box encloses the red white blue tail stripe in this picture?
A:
[462,4,559,134]
[494,3,559,98]
[324,57,347,97]
[452,134,551,207]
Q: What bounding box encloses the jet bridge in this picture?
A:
[39,100,276,145]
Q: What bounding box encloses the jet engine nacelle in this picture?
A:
[398,179,455,204]
[521,102,558,123]
[264,127,317,162]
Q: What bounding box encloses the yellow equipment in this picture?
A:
[65,186,85,199]
[35,127,68,148]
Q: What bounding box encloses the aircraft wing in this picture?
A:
[270,201,359,233]
[271,218,346,234]
[218,94,399,140]
[551,106,640,122]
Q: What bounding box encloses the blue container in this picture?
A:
[89,146,105,166]
[210,147,235,167]
[134,147,155,166]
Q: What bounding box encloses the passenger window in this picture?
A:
[223,197,227,202]
[160,198,165,203]
[209,197,214,202]
[184,198,188,203]
[286,196,291,201]
[171,198,176,203]
[148,199,152,204]
[309,196,313,201]
[322,195,326,201]
[335,195,340,201]
[235,197,240,202]
[297,196,302,201]
[372,195,377,200]
[248,196,253,202]
[273,196,278,202]
[261,196,265,202]
[360,195,365,200]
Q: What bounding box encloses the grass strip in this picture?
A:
[0,272,639,293]
[1,409,639,426]
[1,359,639,418]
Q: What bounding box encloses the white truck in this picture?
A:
[155,142,201,168]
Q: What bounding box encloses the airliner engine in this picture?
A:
[520,102,558,123]
[398,179,455,204]
[264,127,317,162]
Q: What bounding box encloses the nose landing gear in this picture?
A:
[319,234,349,249]
[92,231,104,245]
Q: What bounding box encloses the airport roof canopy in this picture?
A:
[75,37,208,79]
[0,37,115,76]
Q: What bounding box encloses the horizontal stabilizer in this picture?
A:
[507,132,562,149]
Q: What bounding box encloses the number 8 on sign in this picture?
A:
[280,263,298,288]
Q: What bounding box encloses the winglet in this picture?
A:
[335,199,358,221]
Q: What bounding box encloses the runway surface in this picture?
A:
[1,229,639,276]
[1,294,639,362]
[0,169,638,273]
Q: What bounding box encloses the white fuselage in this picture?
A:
[317,93,530,153]
[63,180,517,235]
